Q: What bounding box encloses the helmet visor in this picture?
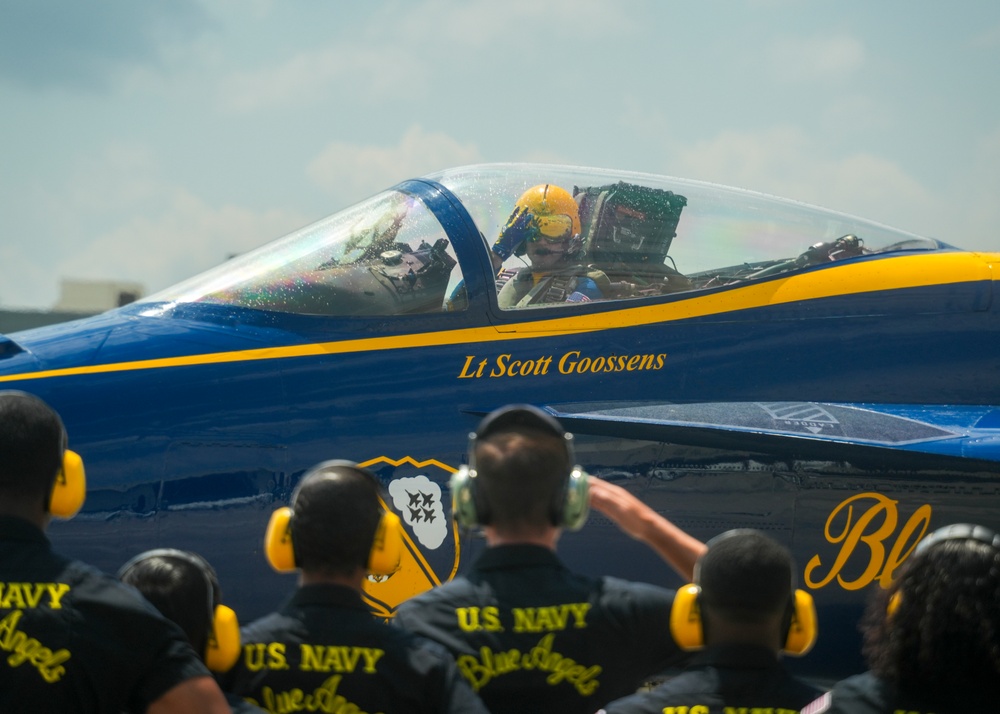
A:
[531,214,575,242]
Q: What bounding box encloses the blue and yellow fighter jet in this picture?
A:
[1,163,998,680]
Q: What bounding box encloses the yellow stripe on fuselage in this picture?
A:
[1,251,994,384]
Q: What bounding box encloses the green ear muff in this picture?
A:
[560,468,590,531]
[450,466,485,528]
[449,456,590,530]
[50,449,86,519]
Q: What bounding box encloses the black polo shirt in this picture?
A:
[393,544,686,714]
[222,582,487,713]
[600,643,822,714]
[801,670,987,714]
[0,515,210,712]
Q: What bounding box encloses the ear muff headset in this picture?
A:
[49,448,86,519]
[669,532,818,656]
[118,549,240,673]
[450,405,589,531]
[263,461,404,576]
[887,523,1000,617]
[0,391,85,518]
[783,589,818,656]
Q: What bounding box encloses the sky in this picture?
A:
[2,0,999,310]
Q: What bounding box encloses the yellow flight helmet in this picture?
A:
[515,184,581,241]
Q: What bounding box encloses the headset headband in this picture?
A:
[119,548,218,589]
[118,548,240,672]
[454,405,588,530]
[695,528,796,590]
[472,404,573,460]
[916,523,1000,554]
[671,529,816,656]
[265,460,403,576]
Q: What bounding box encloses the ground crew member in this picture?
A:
[220,460,488,714]
[118,548,265,713]
[0,390,229,713]
[599,529,822,714]
[802,523,1000,714]
[393,404,708,714]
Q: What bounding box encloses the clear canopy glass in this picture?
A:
[142,163,943,316]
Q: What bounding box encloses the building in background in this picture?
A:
[1,279,145,333]
[52,279,145,314]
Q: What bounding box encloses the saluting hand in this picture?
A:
[588,477,706,581]
[492,206,535,261]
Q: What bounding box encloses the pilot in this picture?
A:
[218,460,488,713]
[802,523,1000,714]
[493,184,611,307]
[0,391,229,713]
[118,549,265,713]
[393,404,708,714]
[598,529,823,714]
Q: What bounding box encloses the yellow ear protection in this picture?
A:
[886,523,1000,618]
[0,391,86,518]
[49,448,86,519]
[451,405,590,531]
[669,530,817,656]
[782,589,818,656]
[118,549,240,673]
[669,583,706,651]
[264,460,403,576]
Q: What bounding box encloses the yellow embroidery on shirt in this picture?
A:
[242,642,289,672]
[253,674,384,714]
[456,606,503,632]
[512,602,591,632]
[0,582,70,609]
[456,632,600,696]
[299,645,384,674]
[0,610,71,682]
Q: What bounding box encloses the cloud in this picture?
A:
[971,23,1000,49]
[953,125,1000,251]
[59,191,304,298]
[768,35,866,84]
[217,0,633,113]
[671,126,936,236]
[220,44,425,112]
[673,125,812,190]
[0,243,58,311]
[0,143,306,309]
[0,0,213,90]
[307,126,483,205]
[397,0,636,47]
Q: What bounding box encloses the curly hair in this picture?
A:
[861,536,1000,707]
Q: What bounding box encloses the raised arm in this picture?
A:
[588,476,707,581]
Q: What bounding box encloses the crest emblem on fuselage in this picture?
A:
[358,457,460,617]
